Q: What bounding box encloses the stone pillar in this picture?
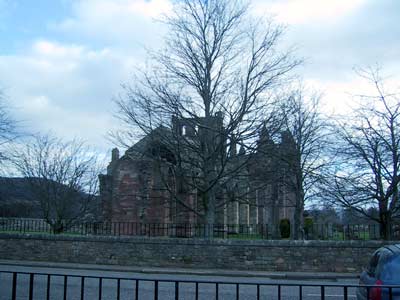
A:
[258,206,265,224]
[249,190,258,234]
[227,200,239,233]
[221,202,228,238]
[239,203,249,234]
[249,196,258,225]
[228,201,239,224]
[258,205,266,237]
[107,148,120,175]
[239,203,249,225]
[249,206,258,234]
[112,148,119,161]
[99,174,113,222]
[215,201,227,224]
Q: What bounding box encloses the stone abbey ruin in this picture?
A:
[99,113,298,233]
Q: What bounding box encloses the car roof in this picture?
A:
[382,244,400,254]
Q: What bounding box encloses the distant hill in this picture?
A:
[0,177,41,218]
[0,177,101,220]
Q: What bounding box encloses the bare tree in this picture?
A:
[330,66,400,240]
[271,87,330,239]
[13,134,101,233]
[0,89,18,164]
[115,0,299,228]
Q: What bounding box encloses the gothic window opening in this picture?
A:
[149,143,176,165]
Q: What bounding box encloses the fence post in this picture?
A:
[154,280,158,300]
[29,274,34,300]
[80,277,85,300]
[11,273,17,300]
[46,274,51,300]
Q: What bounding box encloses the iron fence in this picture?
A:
[0,270,399,300]
[0,218,398,240]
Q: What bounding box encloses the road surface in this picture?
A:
[0,264,359,300]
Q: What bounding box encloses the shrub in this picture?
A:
[279,219,291,238]
[303,217,313,236]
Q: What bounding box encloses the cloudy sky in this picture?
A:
[0,0,399,156]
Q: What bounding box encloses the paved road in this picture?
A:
[0,265,359,300]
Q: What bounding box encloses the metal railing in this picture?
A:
[0,218,397,240]
[0,270,398,300]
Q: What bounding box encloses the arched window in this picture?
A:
[148,142,176,164]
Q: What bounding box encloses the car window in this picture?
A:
[367,251,381,276]
[380,255,400,282]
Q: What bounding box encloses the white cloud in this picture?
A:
[33,40,84,58]
[0,39,138,151]
[126,0,172,18]
[26,95,52,112]
[0,0,397,156]
[305,79,367,115]
[0,0,173,152]
[72,0,172,19]
[254,0,366,25]
[305,69,400,117]
[53,0,171,48]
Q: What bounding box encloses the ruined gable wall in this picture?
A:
[102,153,198,226]
[108,158,169,223]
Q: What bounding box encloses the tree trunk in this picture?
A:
[292,190,304,240]
[380,213,392,240]
[378,199,391,240]
[271,185,280,239]
[202,118,218,239]
[290,169,305,240]
[51,219,64,234]
[204,191,216,239]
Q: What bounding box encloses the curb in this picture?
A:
[0,260,359,280]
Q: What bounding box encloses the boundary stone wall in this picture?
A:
[0,233,393,272]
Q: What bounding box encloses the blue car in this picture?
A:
[357,244,400,300]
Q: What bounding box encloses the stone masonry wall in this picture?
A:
[0,233,392,272]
